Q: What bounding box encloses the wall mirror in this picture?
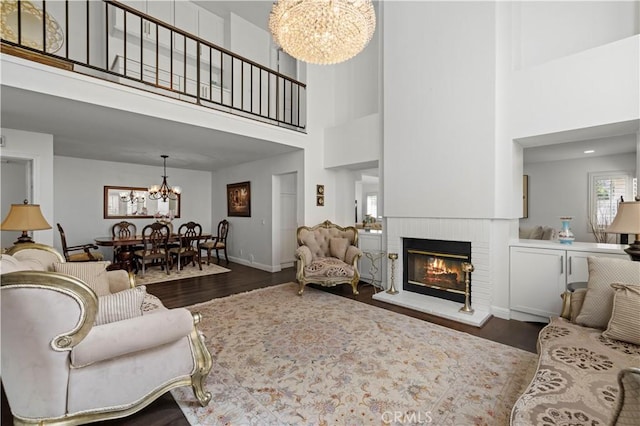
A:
[103,186,181,219]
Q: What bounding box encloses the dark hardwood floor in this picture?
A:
[1,262,544,425]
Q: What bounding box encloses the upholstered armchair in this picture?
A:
[295,220,362,295]
[1,244,212,425]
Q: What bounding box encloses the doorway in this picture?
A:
[1,158,32,248]
[273,172,298,269]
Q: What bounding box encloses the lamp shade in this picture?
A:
[1,202,52,231]
[606,201,640,235]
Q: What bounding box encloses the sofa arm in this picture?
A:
[106,269,135,293]
[295,246,312,265]
[71,308,195,367]
[345,245,363,265]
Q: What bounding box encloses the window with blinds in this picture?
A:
[589,171,633,229]
[366,194,378,218]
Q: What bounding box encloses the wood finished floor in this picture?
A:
[1,261,545,426]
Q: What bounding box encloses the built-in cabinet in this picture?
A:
[509,241,628,323]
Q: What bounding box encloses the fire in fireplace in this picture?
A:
[403,238,471,303]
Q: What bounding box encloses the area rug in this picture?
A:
[134,262,230,285]
[172,283,537,426]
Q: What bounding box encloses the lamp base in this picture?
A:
[14,231,34,245]
[624,240,640,261]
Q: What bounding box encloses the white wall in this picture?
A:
[0,128,55,246]
[325,113,381,169]
[383,1,498,219]
[229,12,271,67]
[511,35,640,140]
[515,1,639,69]
[521,152,636,242]
[211,150,303,271]
[54,156,212,258]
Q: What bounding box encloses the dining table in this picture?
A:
[95,233,212,271]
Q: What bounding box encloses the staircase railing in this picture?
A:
[0,0,306,131]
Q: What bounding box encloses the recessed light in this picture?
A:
[584,150,595,154]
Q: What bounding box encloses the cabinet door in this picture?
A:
[510,247,566,319]
[566,251,630,284]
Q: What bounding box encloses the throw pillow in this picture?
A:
[330,237,349,261]
[569,288,587,323]
[95,286,146,326]
[53,261,111,297]
[602,283,640,345]
[529,226,544,240]
[575,257,640,329]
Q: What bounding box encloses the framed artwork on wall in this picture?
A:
[227,181,251,217]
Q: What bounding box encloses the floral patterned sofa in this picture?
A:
[295,220,362,296]
[511,257,640,425]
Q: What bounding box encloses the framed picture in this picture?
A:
[522,175,529,219]
[227,181,251,217]
[316,184,324,195]
[316,195,325,206]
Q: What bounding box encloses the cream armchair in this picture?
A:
[1,244,212,425]
[295,220,362,295]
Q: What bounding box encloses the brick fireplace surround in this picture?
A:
[373,217,516,327]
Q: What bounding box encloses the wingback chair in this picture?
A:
[295,220,362,296]
[0,243,212,425]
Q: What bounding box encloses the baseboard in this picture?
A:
[490,306,511,320]
[228,256,278,272]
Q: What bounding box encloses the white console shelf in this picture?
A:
[509,240,628,323]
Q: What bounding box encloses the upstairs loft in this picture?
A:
[0,0,307,133]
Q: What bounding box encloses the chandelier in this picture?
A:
[269,0,376,65]
[120,189,144,204]
[148,155,181,202]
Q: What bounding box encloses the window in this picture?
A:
[366,193,378,218]
[589,171,633,230]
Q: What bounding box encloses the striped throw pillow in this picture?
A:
[53,261,111,296]
[95,286,146,326]
[602,283,640,345]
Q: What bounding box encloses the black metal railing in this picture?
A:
[1,0,306,131]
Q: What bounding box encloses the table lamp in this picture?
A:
[606,201,640,261]
[0,199,52,245]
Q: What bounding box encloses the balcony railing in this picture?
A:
[0,0,306,131]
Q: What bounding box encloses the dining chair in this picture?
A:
[134,222,171,276]
[111,221,142,272]
[199,219,229,265]
[56,223,104,262]
[169,222,203,271]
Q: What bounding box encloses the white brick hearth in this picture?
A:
[373,217,513,327]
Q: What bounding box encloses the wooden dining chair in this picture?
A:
[56,223,104,262]
[169,222,203,271]
[199,219,229,265]
[110,221,141,272]
[134,222,171,276]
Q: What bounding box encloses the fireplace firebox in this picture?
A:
[403,238,471,303]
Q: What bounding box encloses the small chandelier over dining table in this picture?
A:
[148,155,181,202]
[269,0,376,65]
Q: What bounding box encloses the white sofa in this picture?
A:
[1,243,212,425]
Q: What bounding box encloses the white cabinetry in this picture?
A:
[509,241,628,323]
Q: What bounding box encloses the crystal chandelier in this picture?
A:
[269,0,376,65]
[148,155,181,202]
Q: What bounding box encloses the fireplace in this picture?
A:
[403,238,471,303]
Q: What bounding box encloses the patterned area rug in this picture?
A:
[135,262,230,285]
[172,283,537,425]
